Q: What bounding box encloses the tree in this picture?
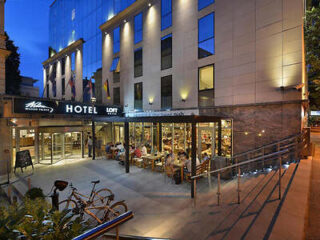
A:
[305,6,320,109]
[5,32,21,95]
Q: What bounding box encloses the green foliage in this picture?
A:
[305,6,320,109]
[5,32,21,95]
[25,187,45,200]
[0,198,88,240]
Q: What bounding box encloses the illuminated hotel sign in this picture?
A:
[311,111,320,116]
[14,99,122,117]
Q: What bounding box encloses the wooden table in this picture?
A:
[173,161,184,183]
[142,154,163,171]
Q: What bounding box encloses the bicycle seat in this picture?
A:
[91,180,100,184]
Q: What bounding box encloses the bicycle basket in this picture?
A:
[54,180,68,191]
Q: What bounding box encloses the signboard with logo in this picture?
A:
[13,99,123,117]
[14,150,34,173]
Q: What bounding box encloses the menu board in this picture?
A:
[14,150,34,173]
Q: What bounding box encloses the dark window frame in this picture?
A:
[161,75,172,110]
[134,82,143,110]
[198,12,215,59]
[62,77,65,96]
[113,87,120,105]
[198,64,215,107]
[61,57,65,76]
[161,34,172,70]
[134,48,143,78]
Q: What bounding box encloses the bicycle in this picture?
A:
[58,180,128,225]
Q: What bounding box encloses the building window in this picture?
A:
[134,48,143,78]
[134,82,143,110]
[134,13,143,44]
[161,0,172,31]
[110,57,120,83]
[61,57,65,76]
[198,13,215,59]
[161,75,172,110]
[62,77,65,96]
[113,27,120,54]
[161,34,172,70]
[46,83,49,98]
[199,64,214,107]
[198,0,215,10]
[113,87,120,105]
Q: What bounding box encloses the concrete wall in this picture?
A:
[101,0,305,112]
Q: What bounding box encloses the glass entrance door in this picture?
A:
[52,133,63,161]
[65,132,82,159]
[198,126,215,162]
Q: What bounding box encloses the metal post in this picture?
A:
[125,122,130,173]
[92,121,96,160]
[51,134,53,165]
[237,167,241,204]
[218,121,222,156]
[191,122,197,198]
[217,172,221,206]
[279,156,282,200]
[116,226,119,240]
[81,131,84,158]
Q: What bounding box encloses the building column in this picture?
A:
[34,128,39,163]
[191,122,197,198]
[125,122,129,173]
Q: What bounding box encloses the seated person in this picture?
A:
[134,146,142,158]
[181,152,200,173]
[202,152,210,162]
[141,144,148,156]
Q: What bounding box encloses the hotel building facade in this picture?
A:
[0,0,308,178]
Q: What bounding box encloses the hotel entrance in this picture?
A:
[38,127,85,165]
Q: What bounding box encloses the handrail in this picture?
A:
[191,149,290,179]
[190,128,310,203]
[232,133,302,159]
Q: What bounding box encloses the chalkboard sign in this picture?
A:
[14,150,34,173]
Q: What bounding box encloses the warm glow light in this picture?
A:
[149,97,154,105]
[181,91,188,101]
[258,133,262,137]
[244,132,248,135]
[262,130,265,133]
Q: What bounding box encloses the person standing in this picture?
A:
[88,136,93,157]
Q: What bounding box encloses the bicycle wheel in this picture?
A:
[58,199,78,211]
[92,188,113,206]
[104,201,128,221]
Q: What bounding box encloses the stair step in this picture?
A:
[223,163,297,240]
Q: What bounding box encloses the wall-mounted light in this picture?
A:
[261,129,265,133]
[149,97,154,105]
[148,2,152,7]
[181,92,188,102]
[258,133,262,137]
[280,83,304,92]
[123,19,127,23]
[244,132,248,136]
[181,98,186,102]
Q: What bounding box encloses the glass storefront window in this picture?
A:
[162,123,173,153]
[221,120,232,158]
[173,123,185,155]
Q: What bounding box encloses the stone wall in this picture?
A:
[201,102,303,155]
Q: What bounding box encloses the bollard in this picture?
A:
[217,172,221,206]
[7,185,12,203]
[28,178,31,190]
[237,167,241,204]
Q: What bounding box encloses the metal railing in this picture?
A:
[191,128,310,203]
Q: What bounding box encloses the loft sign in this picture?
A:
[14,99,122,117]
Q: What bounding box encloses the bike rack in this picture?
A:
[73,211,134,240]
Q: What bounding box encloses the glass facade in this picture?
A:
[134,12,143,44]
[198,13,215,59]
[161,0,172,31]
[161,34,172,70]
[198,0,215,10]
[49,0,136,85]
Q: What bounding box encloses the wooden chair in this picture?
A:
[133,157,143,168]
[185,159,210,182]
[154,157,165,172]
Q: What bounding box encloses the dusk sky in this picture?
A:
[5,0,52,96]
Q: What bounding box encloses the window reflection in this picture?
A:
[198,13,215,58]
